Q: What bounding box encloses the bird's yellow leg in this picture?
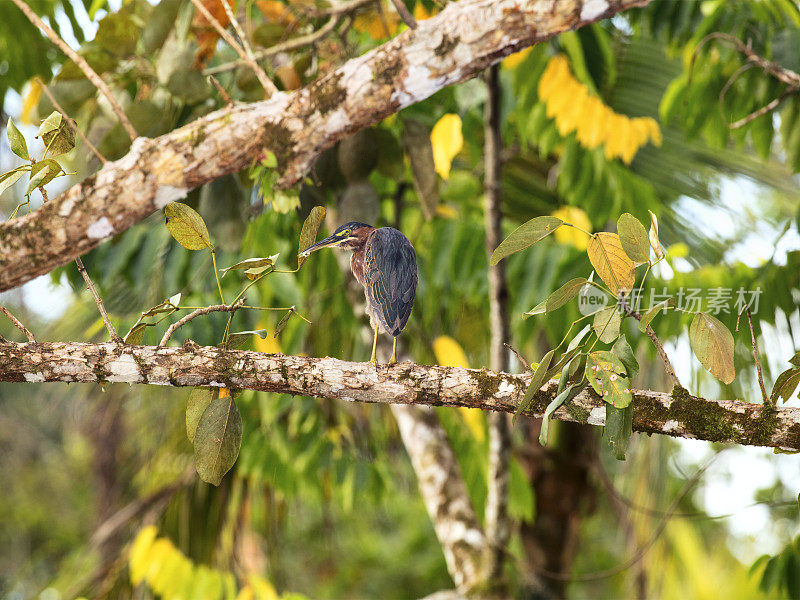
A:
[370,324,379,364]
[389,337,397,365]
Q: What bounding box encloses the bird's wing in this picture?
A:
[363,228,418,336]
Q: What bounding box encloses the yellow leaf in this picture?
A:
[433,336,484,441]
[353,10,399,39]
[129,526,158,585]
[552,206,591,250]
[236,586,255,600]
[413,3,436,19]
[430,113,463,180]
[539,55,661,162]
[21,79,42,125]
[248,573,280,600]
[256,0,297,26]
[502,47,532,70]
[433,335,469,367]
[587,232,635,294]
[436,204,458,219]
[254,322,282,354]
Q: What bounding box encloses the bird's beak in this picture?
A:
[299,234,345,258]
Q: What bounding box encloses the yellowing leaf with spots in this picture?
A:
[538,55,661,163]
[433,336,484,441]
[587,232,635,295]
[430,114,463,180]
[552,206,591,250]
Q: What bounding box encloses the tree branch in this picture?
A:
[0,306,35,342]
[1,343,797,451]
[158,299,245,347]
[0,0,649,293]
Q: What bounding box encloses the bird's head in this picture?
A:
[299,222,374,257]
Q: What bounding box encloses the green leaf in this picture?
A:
[547,277,590,312]
[7,118,28,160]
[220,255,279,277]
[0,169,25,198]
[539,384,576,446]
[193,392,242,485]
[612,335,639,379]
[790,351,800,367]
[186,387,215,443]
[164,202,213,250]
[603,404,633,460]
[26,159,64,195]
[38,111,62,137]
[490,216,563,266]
[586,351,633,408]
[638,298,674,332]
[262,151,278,168]
[41,119,75,157]
[140,293,181,318]
[617,213,650,264]
[771,367,800,403]
[592,307,621,344]
[298,206,327,269]
[123,323,147,345]
[514,349,555,423]
[689,312,735,384]
[227,329,268,350]
[587,232,635,294]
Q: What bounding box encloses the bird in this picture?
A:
[300,221,417,364]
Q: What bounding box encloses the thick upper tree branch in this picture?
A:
[0,0,647,293]
[1,342,797,451]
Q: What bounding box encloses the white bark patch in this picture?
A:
[323,107,351,136]
[154,185,187,209]
[87,217,115,239]
[662,419,681,433]
[340,57,373,92]
[497,379,516,397]
[106,354,142,383]
[24,372,45,382]
[581,0,609,21]
[208,381,225,387]
[587,406,606,426]
[58,196,76,217]
[392,65,445,108]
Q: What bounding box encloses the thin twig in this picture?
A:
[729,87,798,129]
[504,342,530,371]
[620,297,681,388]
[203,14,343,76]
[35,77,107,164]
[36,182,119,342]
[0,306,35,342]
[10,0,138,141]
[207,75,234,107]
[220,0,274,94]
[389,0,417,28]
[75,257,121,342]
[737,306,770,405]
[159,299,245,347]
[189,0,277,97]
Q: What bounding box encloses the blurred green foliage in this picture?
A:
[2,0,800,598]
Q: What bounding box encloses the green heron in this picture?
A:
[300,222,417,364]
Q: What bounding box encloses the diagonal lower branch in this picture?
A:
[0,342,797,451]
[0,0,649,294]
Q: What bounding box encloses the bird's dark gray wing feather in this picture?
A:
[364,228,417,336]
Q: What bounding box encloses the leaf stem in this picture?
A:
[211,250,226,304]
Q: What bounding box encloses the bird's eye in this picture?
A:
[342,229,351,236]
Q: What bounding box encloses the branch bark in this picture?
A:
[0,0,648,293]
[1,342,798,451]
